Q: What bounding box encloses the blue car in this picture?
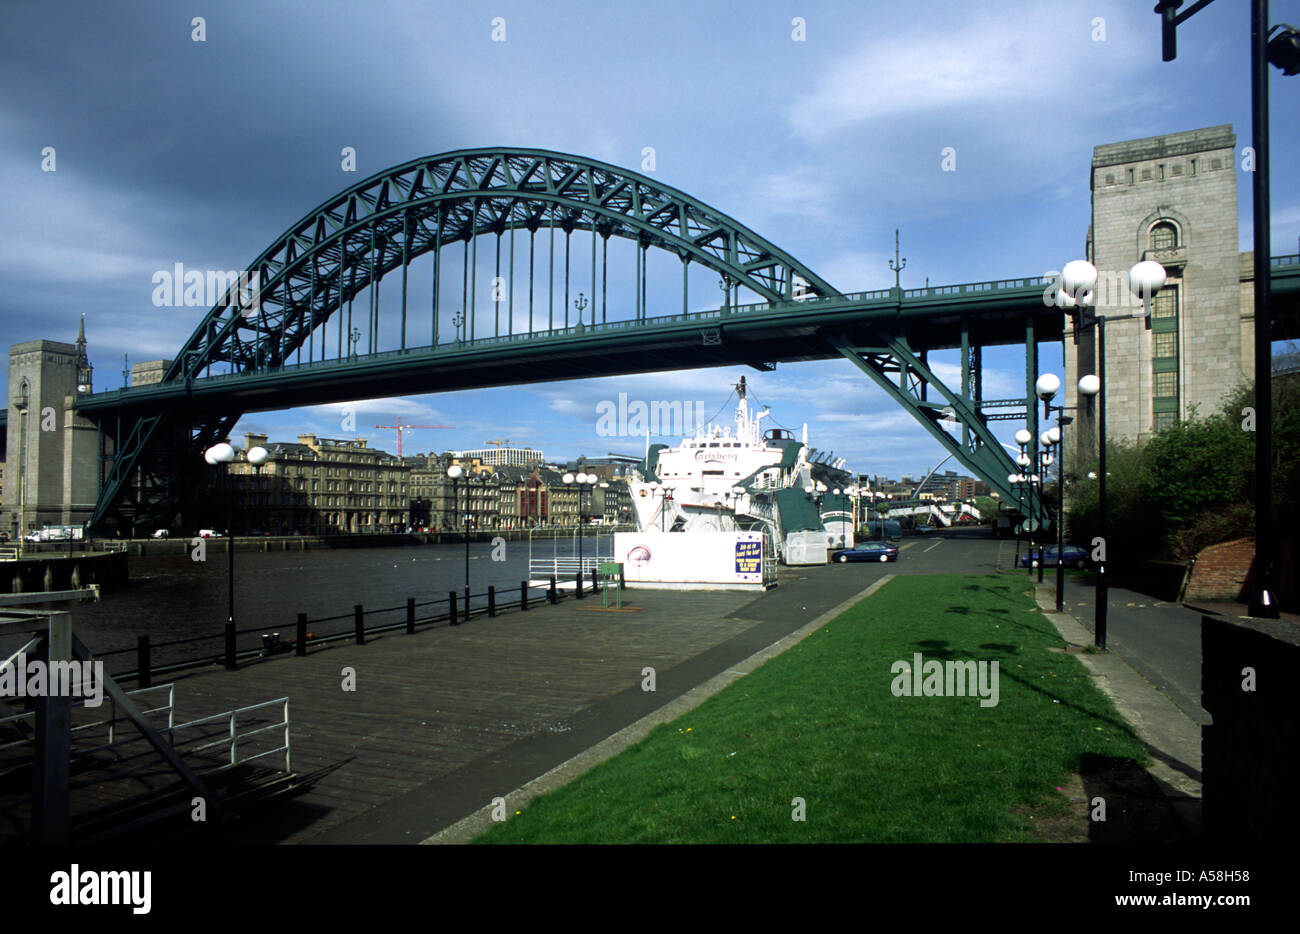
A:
[831,541,899,563]
[1019,545,1090,569]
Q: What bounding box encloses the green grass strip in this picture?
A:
[473,573,1148,843]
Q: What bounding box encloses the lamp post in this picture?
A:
[447,464,467,621]
[1008,472,1024,568]
[205,442,237,668]
[564,472,596,575]
[13,385,28,557]
[1155,0,1299,619]
[1035,374,1066,608]
[1058,258,1164,647]
[1015,430,1034,574]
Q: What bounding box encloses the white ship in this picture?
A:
[627,377,854,564]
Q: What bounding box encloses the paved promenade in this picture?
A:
[161,560,895,843]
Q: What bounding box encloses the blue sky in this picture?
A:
[3,0,1297,478]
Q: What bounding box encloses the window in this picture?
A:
[1152,286,1178,318]
[1150,222,1177,251]
[1154,371,1177,397]
[1154,412,1176,432]
[1154,331,1177,358]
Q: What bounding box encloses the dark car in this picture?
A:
[1019,545,1089,569]
[831,541,899,563]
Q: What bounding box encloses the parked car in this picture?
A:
[831,541,899,563]
[197,529,218,538]
[1020,545,1090,569]
[917,525,935,535]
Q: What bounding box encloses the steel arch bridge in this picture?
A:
[70,146,1299,535]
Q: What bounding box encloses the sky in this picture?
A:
[2,0,1298,480]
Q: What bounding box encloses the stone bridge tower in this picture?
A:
[3,317,101,538]
[1068,124,1253,463]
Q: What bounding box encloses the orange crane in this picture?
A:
[374,416,455,458]
[485,438,510,448]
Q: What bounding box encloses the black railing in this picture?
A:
[94,577,572,686]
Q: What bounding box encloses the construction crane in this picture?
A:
[485,438,511,448]
[374,416,455,458]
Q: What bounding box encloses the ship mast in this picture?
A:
[735,375,749,443]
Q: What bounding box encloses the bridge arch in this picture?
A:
[170,147,842,383]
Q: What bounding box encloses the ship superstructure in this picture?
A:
[627,377,852,564]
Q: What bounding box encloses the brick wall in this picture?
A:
[1184,537,1254,602]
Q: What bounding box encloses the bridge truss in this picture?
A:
[82,148,1072,533]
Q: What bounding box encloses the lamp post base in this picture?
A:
[1248,588,1280,619]
[1094,563,1108,650]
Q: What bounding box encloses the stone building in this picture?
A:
[1067,124,1254,457]
[2,319,99,538]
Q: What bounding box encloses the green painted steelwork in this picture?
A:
[67,135,1300,534]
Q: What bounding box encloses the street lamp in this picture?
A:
[447,464,467,621]
[13,384,28,557]
[1035,374,1068,609]
[1014,429,1034,574]
[1008,473,1022,568]
[1057,258,1164,645]
[205,442,237,669]
[1155,0,1300,617]
[564,472,597,577]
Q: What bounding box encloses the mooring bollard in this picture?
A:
[488,586,496,618]
[407,596,416,633]
[591,567,599,593]
[354,604,365,645]
[549,576,557,604]
[137,634,151,689]
[296,612,307,656]
[520,581,529,611]
[575,569,584,599]
[449,590,459,625]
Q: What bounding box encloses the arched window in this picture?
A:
[1150,222,1178,251]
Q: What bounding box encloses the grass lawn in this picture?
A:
[472,573,1148,843]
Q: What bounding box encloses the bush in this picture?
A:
[1066,374,1299,565]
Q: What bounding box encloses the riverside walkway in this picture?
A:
[138,561,895,843]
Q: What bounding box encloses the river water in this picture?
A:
[5,536,614,676]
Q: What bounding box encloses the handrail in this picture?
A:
[166,696,291,775]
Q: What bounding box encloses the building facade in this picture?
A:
[1068,125,1253,456]
[453,447,545,467]
[2,320,99,539]
[226,433,410,534]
